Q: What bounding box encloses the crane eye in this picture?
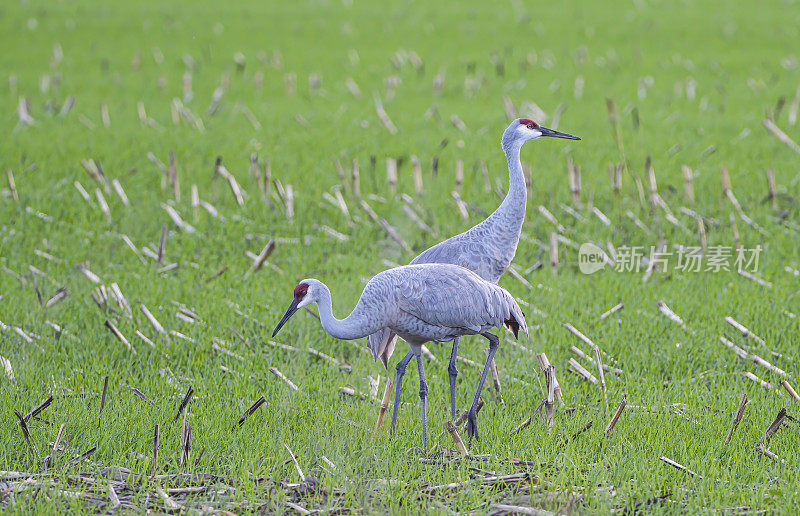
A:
[526,123,536,130]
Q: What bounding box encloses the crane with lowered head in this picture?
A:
[272,262,528,449]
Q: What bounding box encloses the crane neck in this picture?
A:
[498,138,527,216]
[315,283,380,341]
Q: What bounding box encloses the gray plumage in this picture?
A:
[271,263,528,448]
[273,118,577,449]
[274,264,527,346]
[366,120,529,368]
[366,119,579,434]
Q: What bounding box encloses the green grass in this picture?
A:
[1,0,799,512]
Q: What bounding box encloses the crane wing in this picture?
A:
[395,264,525,335]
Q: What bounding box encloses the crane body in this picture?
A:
[272,263,528,448]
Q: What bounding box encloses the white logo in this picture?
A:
[579,243,606,274]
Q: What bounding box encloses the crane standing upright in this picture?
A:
[272,263,528,449]
[367,118,580,439]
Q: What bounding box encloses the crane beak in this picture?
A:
[272,298,300,337]
[539,126,581,140]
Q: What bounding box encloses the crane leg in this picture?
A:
[390,351,414,436]
[416,353,429,451]
[447,338,460,420]
[466,332,499,445]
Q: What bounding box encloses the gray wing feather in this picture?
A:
[395,264,526,335]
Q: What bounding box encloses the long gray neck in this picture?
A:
[493,138,527,223]
[316,284,380,341]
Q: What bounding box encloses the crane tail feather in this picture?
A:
[504,318,520,339]
[368,328,398,371]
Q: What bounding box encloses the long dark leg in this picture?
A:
[466,332,499,444]
[416,353,429,451]
[390,351,414,436]
[447,338,460,420]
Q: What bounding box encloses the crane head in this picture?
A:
[505,118,581,144]
[272,281,314,337]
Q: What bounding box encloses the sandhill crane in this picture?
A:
[271,263,528,449]
[367,118,579,433]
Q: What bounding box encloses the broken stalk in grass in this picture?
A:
[724,393,749,444]
[563,420,594,446]
[14,409,38,459]
[32,273,43,306]
[47,420,67,468]
[174,386,194,423]
[23,395,53,422]
[112,178,129,206]
[151,424,160,477]
[6,169,18,201]
[45,287,69,308]
[179,419,192,469]
[269,366,299,390]
[451,191,468,219]
[445,420,468,457]
[725,316,766,346]
[656,300,686,328]
[599,302,624,320]
[157,225,167,263]
[682,165,694,203]
[610,162,622,196]
[139,304,165,334]
[351,158,361,199]
[543,365,555,431]
[108,482,120,510]
[594,346,608,414]
[386,157,397,195]
[605,395,627,437]
[67,445,97,466]
[642,240,667,282]
[763,119,800,154]
[568,358,598,385]
[105,319,135,354]
[95,188,112,223]
[308,346,350,372]
[131,387,155,406]
[98,375,109,427]
[764,408,788,444]
[568,156,580,204]
[454,398,484,429]
[606,98,630,190]
[244,239,275,279]
[535,353,562,404]
[697,217,707,255]
[153,482,182,510]
[233,395,266,429]
[730,212,741,251]
[755,443,786,464]
[781,380,800,401]
[659,456,702,479]
[743,371,773,390]
[374,376,394,433]
[549,232,558,270]
[360,199,413,253]
[284,443,306,482]
[766,169,778,210]
[168,151,179,201]
[285,184,294,219]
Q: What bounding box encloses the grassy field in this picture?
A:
[1,0,799,512]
